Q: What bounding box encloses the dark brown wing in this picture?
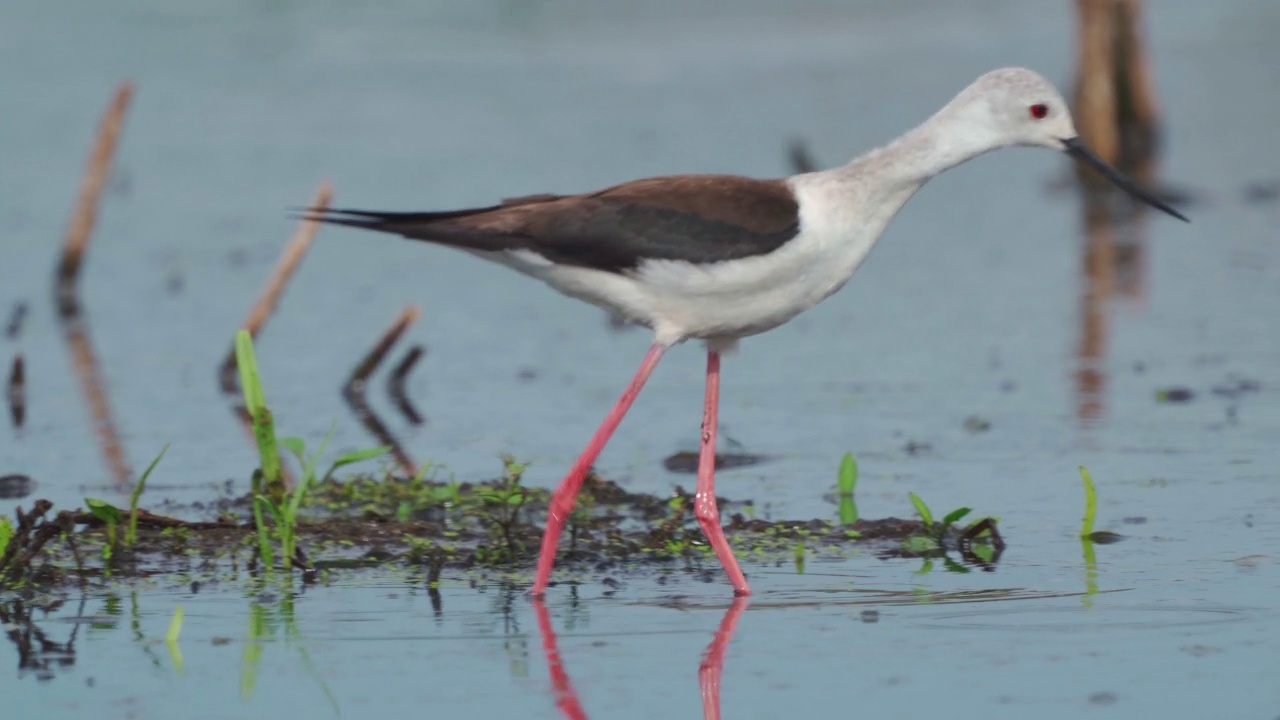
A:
[309,174,800,273]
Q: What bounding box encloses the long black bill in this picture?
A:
[1061,136,1189,222]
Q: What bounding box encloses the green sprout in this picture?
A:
[904,492,973,552]
[85,497,123,557]
[1079,466,1097,538]
[126,444,169,547]
[837,452,858,525]
[1077,466,1123,544]
[474,456,530,563]
[271,429,390,567]
[235,330,389,572]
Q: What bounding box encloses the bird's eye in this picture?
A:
[1029,103,1049,120]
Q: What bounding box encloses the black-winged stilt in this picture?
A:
[311,67,1187,597]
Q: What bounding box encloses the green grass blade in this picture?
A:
[255,496,284,527]
[251,496,275,569]
[837,452,858,495]
[235,330,281,493]
[1079,466,1098,539]
[907,492,933,527]
[251,407,282,494]
[941,507,972,527]
[331,445,393,469]
[234,330,265,415]
[128,444,169,546]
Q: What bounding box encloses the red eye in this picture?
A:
[1029,103,1049,119]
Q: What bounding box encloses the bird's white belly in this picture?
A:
[478,221,878,346]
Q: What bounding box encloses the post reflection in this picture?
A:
[1071,0,1167,426]
[532,597,749,720]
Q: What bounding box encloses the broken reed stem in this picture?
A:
[346,305,422,394]
[56,80,134,318]
[387,344,426,425]
[389,345,425,390]
[218,181,332,393]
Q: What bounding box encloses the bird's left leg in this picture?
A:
[693,350,751,596]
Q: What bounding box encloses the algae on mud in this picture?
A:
[0,460,1003,594]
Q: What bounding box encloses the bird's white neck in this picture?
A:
[838,92,1005,196]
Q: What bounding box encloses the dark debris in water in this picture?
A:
[662,451,769,474]
[1084,530,1125,545]
[0,474,36,499]
[0,467,1004,593]
[1155,387,1195,404]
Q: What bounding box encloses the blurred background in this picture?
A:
[4,2,1280,719]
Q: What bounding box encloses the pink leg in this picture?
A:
[694,351,751,596]
[531,343,667,597]
[699,597,749,720]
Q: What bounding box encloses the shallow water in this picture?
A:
[3,0,1280,717]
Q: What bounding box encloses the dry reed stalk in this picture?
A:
[388,344,426,426]
[342,305,424,476]
[218,181,332,393]
[346,305,422,394]
[56,81,134,317]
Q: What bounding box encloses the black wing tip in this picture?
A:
[287,207,406,228]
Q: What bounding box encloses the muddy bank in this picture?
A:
[0,468,1002,594]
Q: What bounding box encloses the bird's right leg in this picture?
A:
[530,343,667,597]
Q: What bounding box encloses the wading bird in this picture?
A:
[311,67,1187,597]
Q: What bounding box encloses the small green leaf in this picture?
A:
[280,437,307,460]
[86,498,123,524]
[837,452,858,495]
[506,492,525,506]
[907,492,933,527]
[941,507,972,527]
[332,446,393,468]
